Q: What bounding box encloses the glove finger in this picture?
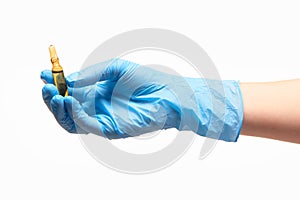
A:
[42,84,58,111]
[66,60,112,88]
[40,70,54,84]
[50,95,77,133]
[67,84,96,103]
[66,59,137,88]
[68,80,114,104]
[62,96,89,134]
[64,96,108,137]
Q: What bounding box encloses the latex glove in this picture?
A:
[41,59,243,142]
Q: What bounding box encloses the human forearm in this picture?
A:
[240,79,300,143]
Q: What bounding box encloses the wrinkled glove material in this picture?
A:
[41,59,243,142]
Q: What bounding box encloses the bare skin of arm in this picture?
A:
[240,79,300,144]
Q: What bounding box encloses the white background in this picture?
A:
[1,0,300,199]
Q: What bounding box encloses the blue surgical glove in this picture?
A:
[41,59,243,142]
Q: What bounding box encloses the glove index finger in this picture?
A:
[40,70,54,84]
[42,84,58,111]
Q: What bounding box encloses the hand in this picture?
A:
[41,59,243,141]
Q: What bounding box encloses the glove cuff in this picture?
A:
[177,78,244,142]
